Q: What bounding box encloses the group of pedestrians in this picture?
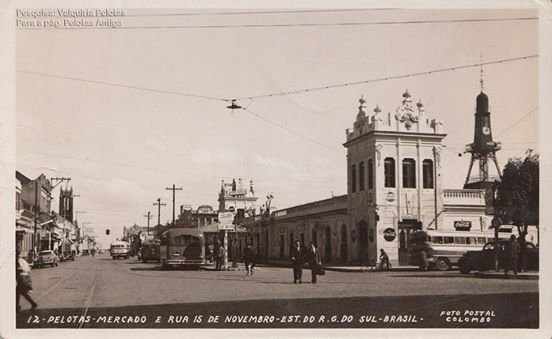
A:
[291,241,323,284]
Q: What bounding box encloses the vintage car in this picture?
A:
[458,240,539,274]
[35,250,59,268]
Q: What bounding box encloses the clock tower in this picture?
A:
[463,74,502,189]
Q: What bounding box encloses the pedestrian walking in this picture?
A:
[378,249,390,271]
[243,243,256,275]
[216,244,225,271]
[290,240,304,283]
[504,235,520,276]
[16,251,37,312]
[306,242,321,284]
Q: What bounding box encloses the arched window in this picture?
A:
[384,158,396,188]
[367,159,374,189]
[359,161,365,191]
[402,158,416,188]
[351,164,357,193]
[423,159,434,188]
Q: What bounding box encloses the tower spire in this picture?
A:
[479,53,484,93]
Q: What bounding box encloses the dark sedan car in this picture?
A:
[35,250,59,268]
[458,240,538,274]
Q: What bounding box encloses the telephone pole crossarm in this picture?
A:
[153,199,166,236]
[165,185,183,227]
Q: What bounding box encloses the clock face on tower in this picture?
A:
[482,126,491,135]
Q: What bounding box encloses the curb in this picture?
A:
[473,272,539,280]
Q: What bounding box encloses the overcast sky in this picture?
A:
[15,8,538,247]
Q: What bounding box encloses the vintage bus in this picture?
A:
[140,238,160,263]
[408,230,513,271]
[110,240,130,260]
[159,228,205,269]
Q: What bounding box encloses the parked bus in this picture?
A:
[110,240,130,260]
[140,238,160,263]
[408,230,513,271]
[159,228,205,269]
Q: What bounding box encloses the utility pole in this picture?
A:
[143,211,153,237]
[166,184,183,227]
[153,198,166,236]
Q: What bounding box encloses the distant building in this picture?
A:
[15,171,54,258]
[218,178,258,217]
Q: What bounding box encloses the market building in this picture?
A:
[241,89,537,266]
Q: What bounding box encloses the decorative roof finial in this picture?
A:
[358,95,366,114]
[480,53,485,93]
[417,99,424,112]
[402,89,412,105]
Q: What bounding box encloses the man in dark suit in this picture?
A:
[306,242,321,284]
[290,240,304,283]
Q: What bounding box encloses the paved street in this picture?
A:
[17,253,538,329]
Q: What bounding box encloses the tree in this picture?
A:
[495,149,539,238]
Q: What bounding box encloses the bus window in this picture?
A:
[454,237,466,245]
[432,236,443,244]
[444,236,454,244]
[477,237,486,245]
[466,237,477,245]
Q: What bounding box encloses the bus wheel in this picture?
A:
[435,258,450,271]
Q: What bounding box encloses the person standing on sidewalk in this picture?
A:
[216,244,225,271]
[306,242,321,284]
[504,235,520,276]
[243,243,256,275]
[16,251,37,312]
[290,240,304,283]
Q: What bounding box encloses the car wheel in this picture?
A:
[459,262,471,274]
[435,258,451,271]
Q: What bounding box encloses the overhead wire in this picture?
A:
[16,70,229,102]
[18,55,538,105]
[232,55,538,101]
[241,107,342,153]
[494,106,538,138]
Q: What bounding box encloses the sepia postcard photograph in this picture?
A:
[1,0,551,338]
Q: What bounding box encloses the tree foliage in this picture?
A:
[495,149,539,235]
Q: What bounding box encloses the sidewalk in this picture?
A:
[473,270,539,280]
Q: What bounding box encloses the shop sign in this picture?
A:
[197,205,214,214]
[218,212,234,230]
[454,220,472,231]
[383,228,396,241]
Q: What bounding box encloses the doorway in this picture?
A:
[324,226,332,262]
[340,224,348,263]
[398,219,422,266]
[358,221,368,265]
[279,234,285,259]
